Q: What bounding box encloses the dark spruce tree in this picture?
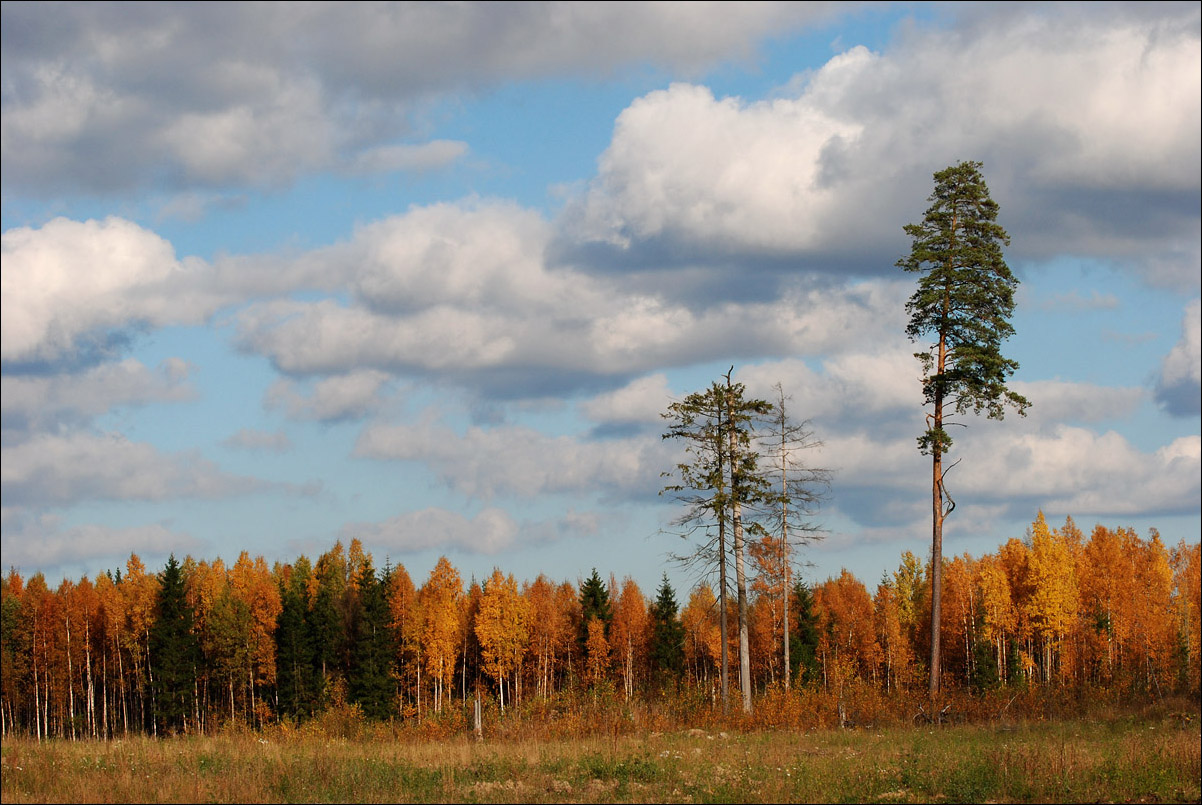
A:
[309,561,345,704]
[0,586,28,728]
[970,635,1000,694]
[898,161,1030,698]
[349,559,396,720]
[578,568,612,651]
[648,574,685,689]
[149,554,200,735]
[789,580,821,687]
[274,558,319,721]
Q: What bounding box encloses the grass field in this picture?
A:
[2,700,1198,803]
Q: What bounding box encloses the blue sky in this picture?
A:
[2,1,1199,597]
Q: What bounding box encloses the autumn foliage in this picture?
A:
[0,517,1198,740]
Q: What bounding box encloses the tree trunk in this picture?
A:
[929,430,944,698]
[782,454,791,691]
[65,610,76,740]
[85,619,95,739]
[33,655,41,742]
[928,281,950,700]
[729,381,753,715]
[117,637,127,736]
[718,459,730,715]
[102,649,109,740]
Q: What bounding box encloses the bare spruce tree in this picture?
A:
[662,370,772,714]
[760,383,831,689]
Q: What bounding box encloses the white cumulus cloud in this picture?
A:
[1155,299,1202,416]
[562,5,1200,286]
[1,431,269,507]
[1,217,221,365]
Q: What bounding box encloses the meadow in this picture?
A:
[2,694,1198,804]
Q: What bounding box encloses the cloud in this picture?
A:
[1,431,269,507]
[1,217,224,365]
[230,199,909,395]
[561,79,864,260]
[339,506,599,556]
[344,200,566,314]
[154,191,250,223]
[580,373,674,426]
[348,364,1154,520]
[266,370,392,422]
[735,347,920,433]
[1035,290,1122,312]
[559,5,1200,288]
[798,421,1200,543]
[0,513,205,578]
[222,429,293,453]
[1008,380,1146,425]
[354,415,673,502]
[703,368,1182,535]
[851,418,1201,522]
[156,75,336,186]
[349,140,469,175]
[965,428,1201,518]
[1,357,195,432]
[0,1,834,194]
[1155,299,1202,417]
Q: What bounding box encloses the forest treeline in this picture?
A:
[1,511,1198,740]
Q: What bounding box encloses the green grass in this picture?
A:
[2,707,1199,803]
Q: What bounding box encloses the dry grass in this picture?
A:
[2,697,1198,803]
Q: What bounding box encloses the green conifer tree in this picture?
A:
[349,559,395,720]
[578,568,611,648]
[648,574,685,688]
[149,555,199,734]
[275,558,318,720]
[898,160,1030,697]
[789,580,821,687]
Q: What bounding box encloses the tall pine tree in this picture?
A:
[898,160,1029,697]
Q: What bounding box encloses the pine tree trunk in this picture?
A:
[718,472,729,715]
[929,288,949,700]
[929,436,944,698]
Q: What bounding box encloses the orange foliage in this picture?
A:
[0,513,1196,739]
[584,617,610,686]
[475,569,530,710]
[419,556,462,713]
[524,574,567,698]
[814,570,879,688]
[873,579,913,692]
[609,577,648,698]
[681,583,722,689]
